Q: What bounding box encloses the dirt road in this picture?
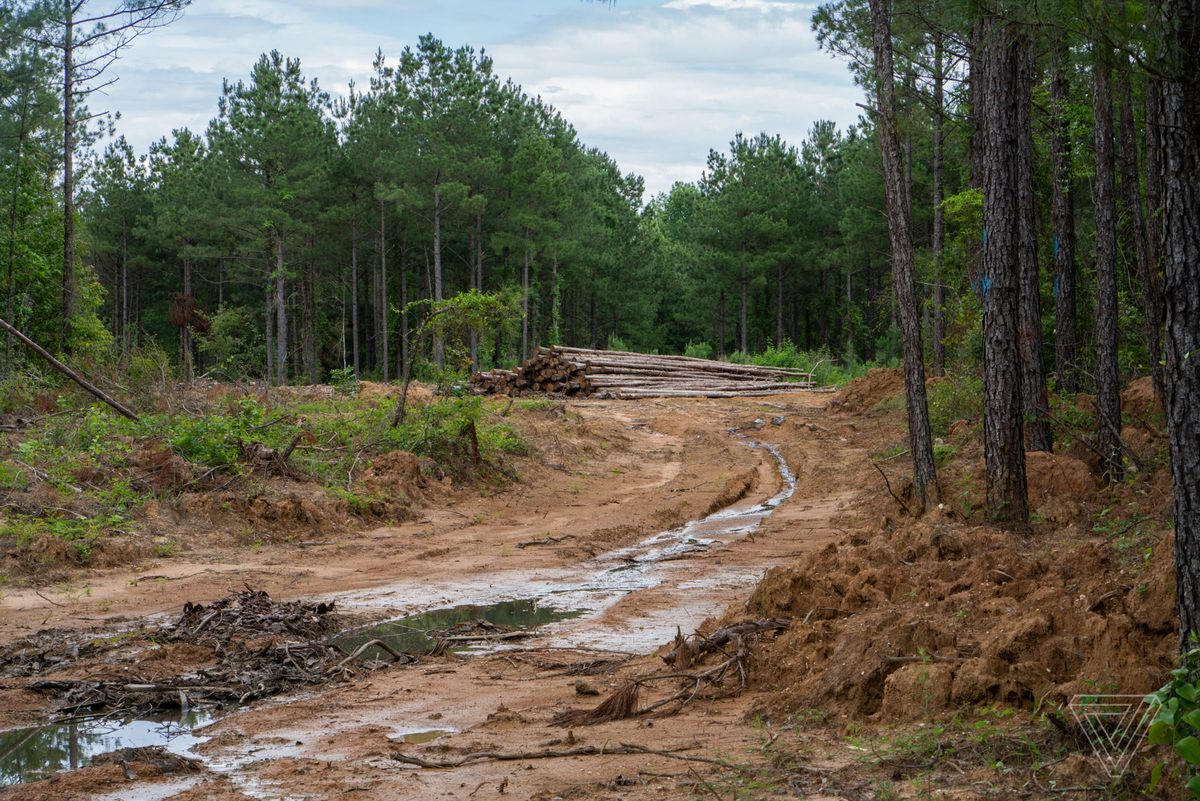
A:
[1,391,877,800]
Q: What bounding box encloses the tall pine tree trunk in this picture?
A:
[739,259,748,355]
[1158,0,1200,647]
[1050,37,1079,393]
[273,232,287,385]
[181,256,193,381]
[1145,76,1167,414]
[61,0,76,344]
[432,186,444,368]
[1016,41,1052,451]
[264,280,274,381]
[1156,0,1200,642]
[979,14,1029,525]
[521,239,530,361]
[868,0,938,511]
[932,35,946,377]
[1118,61,1165,408]
[379,202,389,381]
[398,240,409,380]
[351,219,360,377]
[1092,46,1124,482]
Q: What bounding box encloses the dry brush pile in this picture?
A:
[471,346,814,399]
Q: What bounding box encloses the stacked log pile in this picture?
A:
[470,346,813,399]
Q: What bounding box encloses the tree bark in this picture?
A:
[181,256,193,381]
[868,0,938,512]
[1146,75,1166,414]
[979,14,1029,526]
[379,201,389,381]
[399,239,409,380]
[5,98,29,375]
[273,232,287,385]
[932,35,946,377]
[1050,37,1079,393]
[1118,61,1164,408]
[1016,41,1052,451]
[61,0,77,344]
[1157,0,1200,649]
[351,219,360,377]
[1092,45,1124,482]
[522,239,530,361]
[432,186,444,368]
[739,259,748,355]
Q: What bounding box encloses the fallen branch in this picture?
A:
[516,534,572,549]
[872,462,910,515]
[391,741,726,769]
[0,316,138,420]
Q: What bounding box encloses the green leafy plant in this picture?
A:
[1147,646,1200,796]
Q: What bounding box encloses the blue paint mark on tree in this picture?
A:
[981,275,992,295]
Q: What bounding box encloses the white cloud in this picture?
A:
[98,0,863,197]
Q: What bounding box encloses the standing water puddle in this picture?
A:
[0,708,219,787]
[333,598,584,660]
[333,435,796,651]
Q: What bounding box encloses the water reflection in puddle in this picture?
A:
[333,598,585,660]
[0,708,219,787]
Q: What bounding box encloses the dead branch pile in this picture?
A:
[470,346,814,399]
[553,618,789,726]
[167,589,339,644]
[18,589,414,716]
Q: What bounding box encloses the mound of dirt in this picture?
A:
[1122,375,1164,425]
[356,450,427,502]
[743,520,1176,723]
[127,440,195,490]
[1024,451,1100,524]
[358,381,434,406]
[830,368,904,412]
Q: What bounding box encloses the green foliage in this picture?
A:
[329,366,359,396]
[1147,648,1200,797]
[197,306,266,380]
[386,396,527,470]
[927,374,984,438]
[683,341,714,360]
[0,513,114,565]
[166,397,266,467]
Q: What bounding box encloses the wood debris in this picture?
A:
[470,346,814,399]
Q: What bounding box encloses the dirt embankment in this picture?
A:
[739,370,1177,732]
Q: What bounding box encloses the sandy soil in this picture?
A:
[1,390,881,800]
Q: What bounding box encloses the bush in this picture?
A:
[198,305,265,379]
[927,374,984,438]
[683,341,714,360]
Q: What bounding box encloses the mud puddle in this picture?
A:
[0,708,218,787]
[332,598,585,660]
[332,436,795,651]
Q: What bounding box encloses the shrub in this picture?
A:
[683,341,714,360]
[926,374,984,438]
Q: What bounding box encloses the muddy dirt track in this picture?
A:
[0,391,881,800]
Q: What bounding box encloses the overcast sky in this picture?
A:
[99,0,864,199]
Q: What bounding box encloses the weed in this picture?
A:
[0,462,29,490]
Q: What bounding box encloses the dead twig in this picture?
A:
[872,462,910,515]
[391,741,727,769]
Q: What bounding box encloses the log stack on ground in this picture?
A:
[470,346,813,399]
